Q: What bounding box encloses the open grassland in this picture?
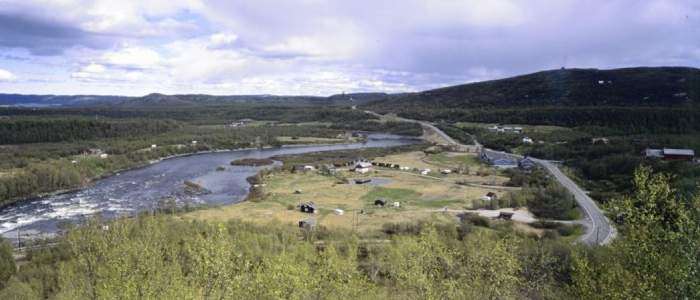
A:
[186,150,513,232]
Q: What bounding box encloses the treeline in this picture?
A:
[330,120,422,136]
[0,105,377,124]
[394,107,700,134]
[0,168,697,299]
[0,118,180,144]
[0,125,345,206]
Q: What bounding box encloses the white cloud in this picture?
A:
[82,63,106,73]
[102,47,161,69]
[209,33,238,47]
[0,69,16,81]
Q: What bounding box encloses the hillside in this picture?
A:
[366,67,700,110]
[0,92,387,108]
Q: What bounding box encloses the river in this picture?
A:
[0,133,418,241]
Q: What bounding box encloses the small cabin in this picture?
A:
[482,192,497,201]
[300,202,317,213]
[374,199,387,207]
[298,218,316,229]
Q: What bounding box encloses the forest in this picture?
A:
[0,168,696,299]
[0,105,420,207]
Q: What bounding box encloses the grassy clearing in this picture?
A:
[186,149,516,233]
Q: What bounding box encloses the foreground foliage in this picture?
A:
[0,168,697,299]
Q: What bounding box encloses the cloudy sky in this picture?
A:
[0,0,698,96]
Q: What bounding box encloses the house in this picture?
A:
[591,137,609,144]
[298,218,316,229]
[661,148,695,161]
[480,149,518,169]
[440,169,452,174]
[151,144,157,148]
[99,153,109,159]
[522,137,534,144]
[392,202,400,208]
[482,192,497,201]
[333,208,344,215]
[374,199,387,207]
[350,158,373,173]
[294,189,303,194]
[420,169,431,175]
[518,157,538,171]
[191,140,198,145]
[354,178,372,184]
[513,127,523,134]
[300,202,317,213]
[303,165,316,171]
[644,148,695,161]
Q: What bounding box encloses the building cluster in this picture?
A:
[479,149,537,171]
[487,125,523,134]
[644,148,695,161]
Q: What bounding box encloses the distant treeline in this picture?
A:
[0,119,180,144]
[330,120,422,136]
[0,106,376,124]
[394,107,700,134]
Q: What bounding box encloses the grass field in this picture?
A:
[185,150,514,233]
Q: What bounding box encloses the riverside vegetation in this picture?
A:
[0,106,421,207]
[0,168,696,299]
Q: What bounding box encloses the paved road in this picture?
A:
[531,158,616,245]
[366,110,616,246]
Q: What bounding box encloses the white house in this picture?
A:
[191,140,198,145]
[420,169,431,175]
[99,153,109,159]
[393,202,400,208]
[522,137,534,144]
[334,208,344,215]
[353,161,372,173]
[303,165,316,171]
[440,169,452,174]
[151,144,157,148]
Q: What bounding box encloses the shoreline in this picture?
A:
[0,137,388,211]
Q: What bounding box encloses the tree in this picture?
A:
[0,239,15,288]
[571,167,700,299]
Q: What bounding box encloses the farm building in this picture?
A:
[522,137,534,144]
[480,149,518,169]
[374,199,387,207]
[644,148,695,161]
[300,202,317,213]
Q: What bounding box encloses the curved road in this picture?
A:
[367,110,615,246]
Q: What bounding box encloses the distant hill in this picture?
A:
[0,92,389,107]
[0,94,129,107]
[366,67,700,110]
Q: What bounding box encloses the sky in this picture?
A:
[0,0,698,96]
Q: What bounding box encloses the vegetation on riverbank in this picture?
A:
[0,168,696,299]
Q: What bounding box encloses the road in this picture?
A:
[366,110,615,246]
[531,158,616,245]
